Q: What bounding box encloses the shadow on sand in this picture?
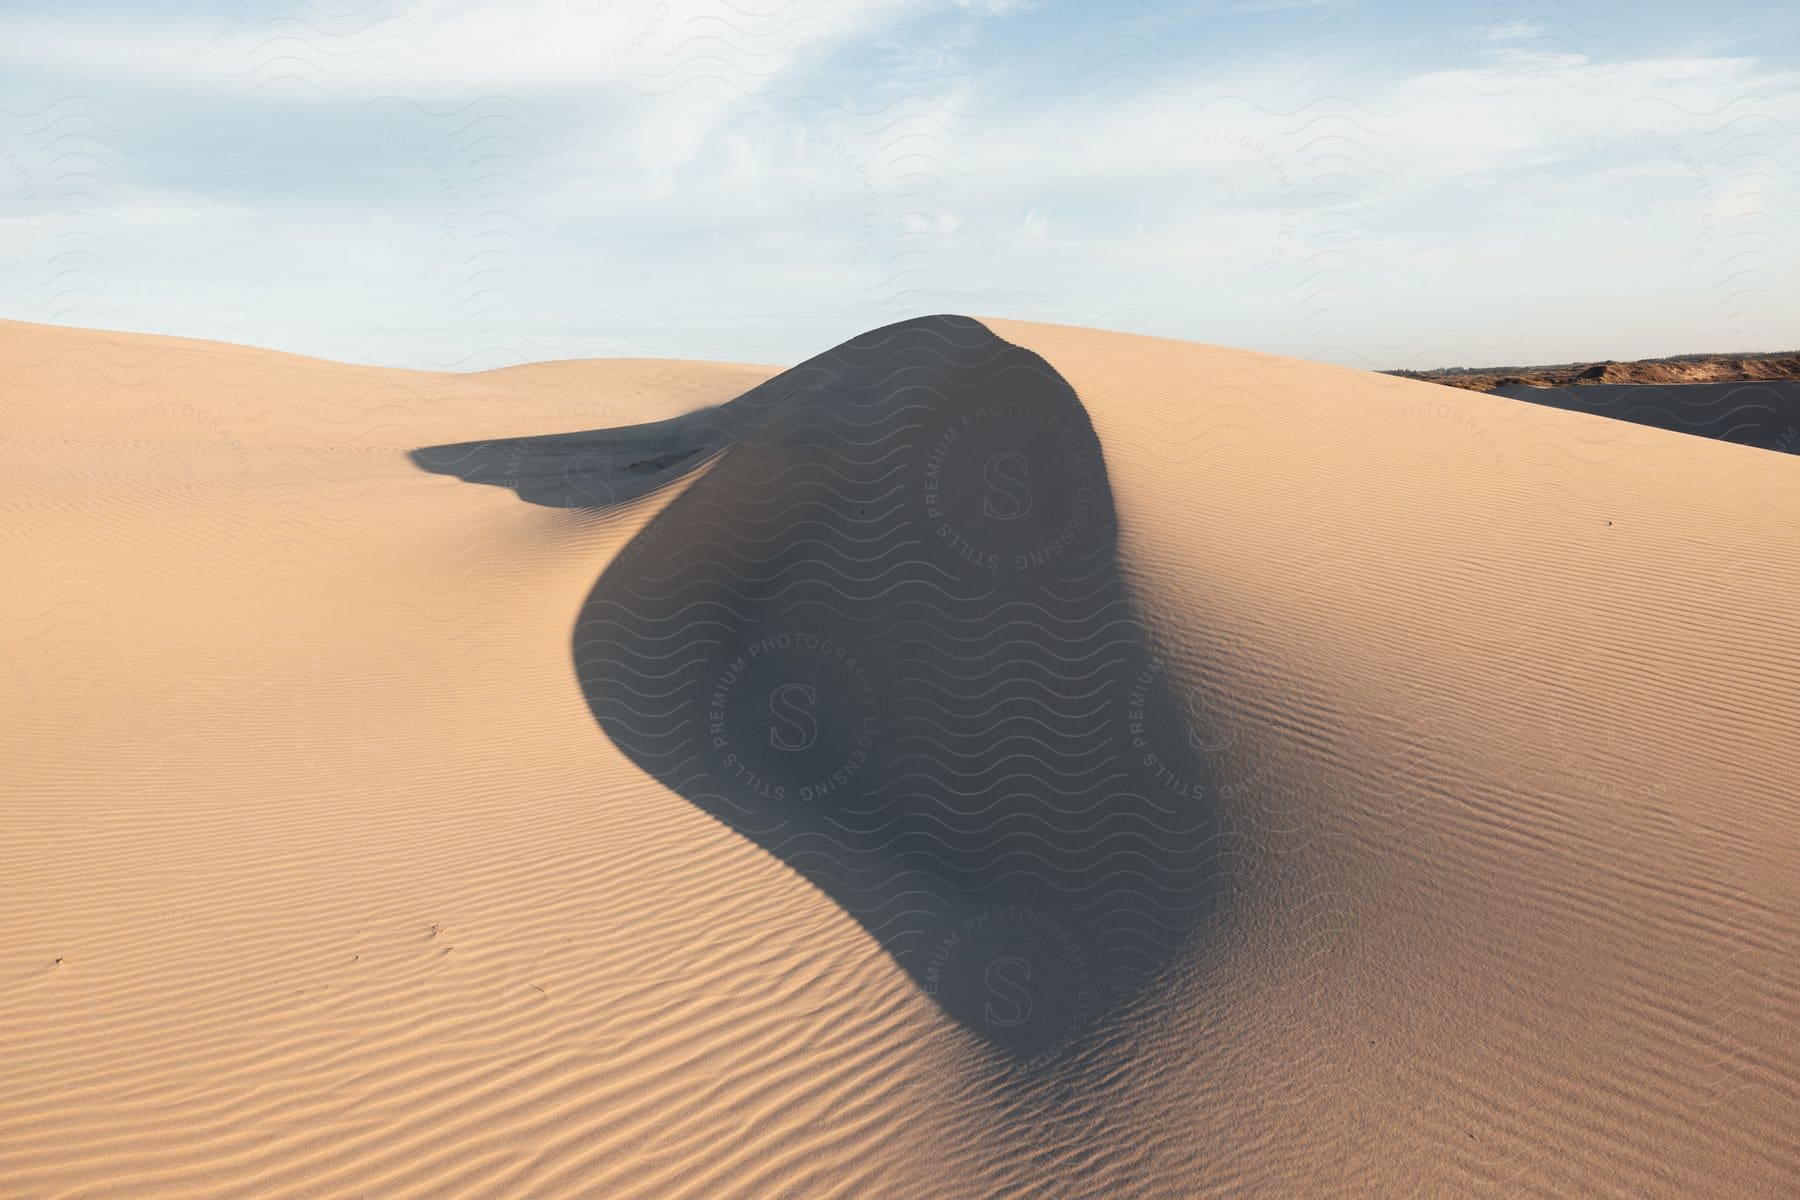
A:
[412,316,1224,1069]
[1492,380,1800,453]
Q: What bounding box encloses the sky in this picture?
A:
[0,0,1795,371]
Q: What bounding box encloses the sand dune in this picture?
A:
[418,316,1224,1067]
[3,316,1797,1197]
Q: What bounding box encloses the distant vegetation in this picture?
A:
[1386,350,1800,393]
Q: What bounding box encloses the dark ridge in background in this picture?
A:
[1385,349,1800,393]
[1383,353,1800,454]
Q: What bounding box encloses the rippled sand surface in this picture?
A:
[3,315,1796,1198]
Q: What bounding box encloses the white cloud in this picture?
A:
[1228,0,1340,13]
[953,0,1036,14]
[0,0,928,97]
[1475,21,1547,42]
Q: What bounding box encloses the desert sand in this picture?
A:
[3,315,1797,1198]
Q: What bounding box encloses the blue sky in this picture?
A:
[0,0,1795,370]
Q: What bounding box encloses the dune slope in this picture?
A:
[2,316,1797,1198]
